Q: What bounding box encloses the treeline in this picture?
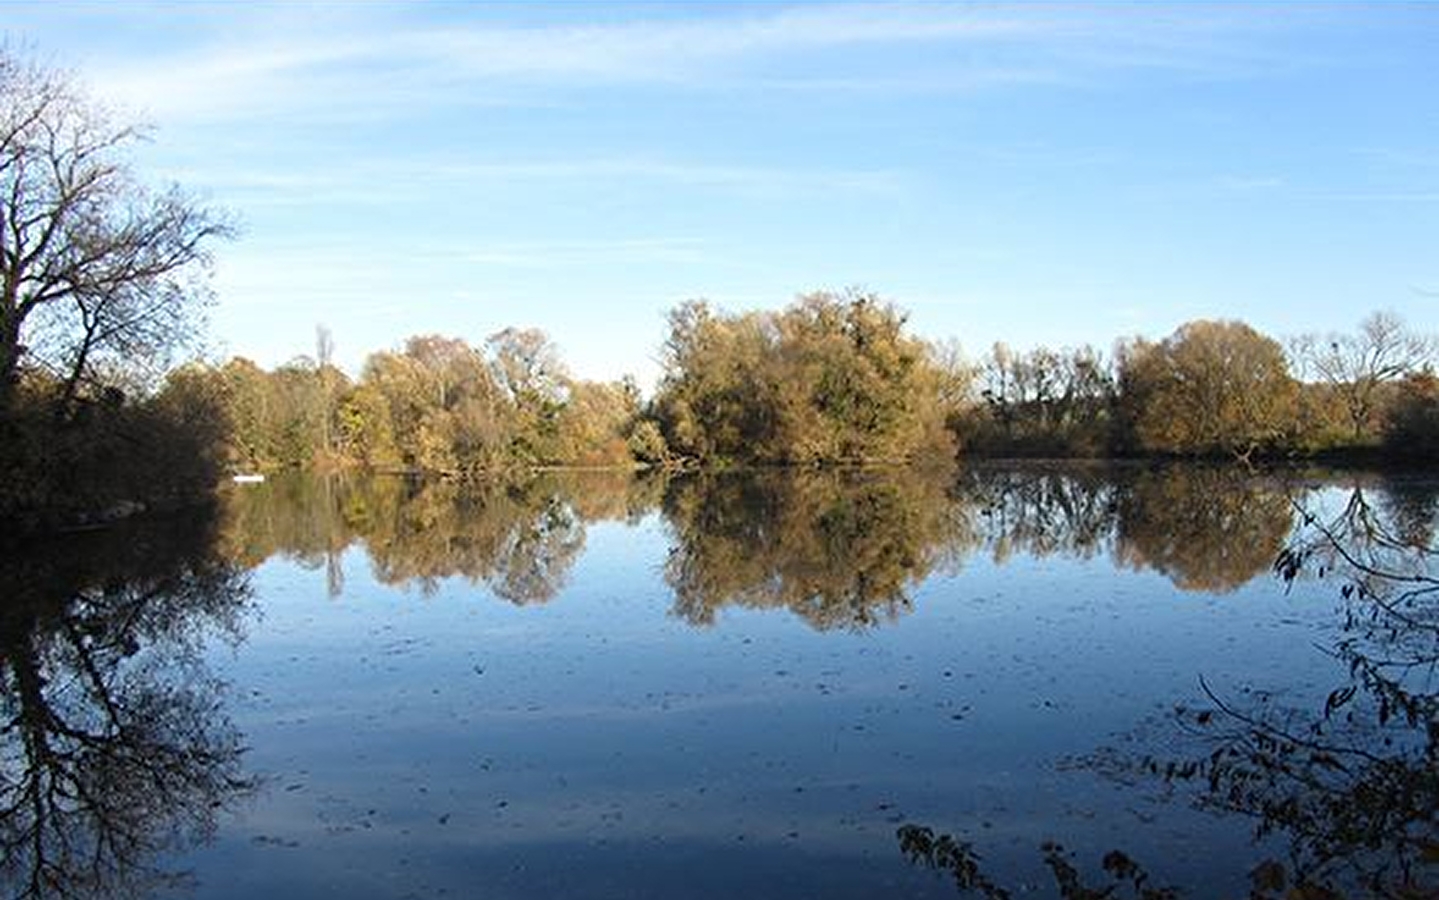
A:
[962,312,1438,460]
[184,293,1438,477]
[193,327,644,475]
[178,290,967,475]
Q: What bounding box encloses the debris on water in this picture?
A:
[251,835,301,848]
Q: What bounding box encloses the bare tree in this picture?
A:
[1290,311,1436,440]
[315,324,335,454]
[0,50,230,413]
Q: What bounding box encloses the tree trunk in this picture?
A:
[0,313,23,415]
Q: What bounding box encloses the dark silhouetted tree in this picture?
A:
[0,50,230,415]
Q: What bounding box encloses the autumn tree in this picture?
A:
[969,342,1115,455]
[487,327,568,464]
[773,291,952,462]
[654,299,780,463]
[1290,311,1435,442]
[217,357,275,468]
[1384,369,1439,458]
[553,377,640,467]
[652,290,957,465]
[0,50,229,414]
[1119,320,1298,458]
[362,335,511,475]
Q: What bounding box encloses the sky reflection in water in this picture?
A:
[6,465,1434,898]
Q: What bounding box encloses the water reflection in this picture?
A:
[217,466,1387,618]
[1231,479,1439,895]
[1113,465,1296,593]
[662,469,974,629]
[201,466,1439,896]
[957,464,1120,562]
[902,476,1439,898]
[222,473,665,603]
[0,512,254,899]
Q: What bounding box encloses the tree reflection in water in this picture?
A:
[661,468,976,629]
[0,512,255,899]
[1113,465,1295,593]
[221,473,667,605]
[220,466,1316,622]
[900,473,1439,899]
[957,464,1121,563]
[951,462,1300,595]
[210,466,1439,894]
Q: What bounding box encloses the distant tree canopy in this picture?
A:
[1291,311,1435,442]
[6,41,1437,527]
[1120,320,1299,458]
[182,303,1438,481]
[652,290,959,465]
[962,342,1116,456]
[205,330,641,476]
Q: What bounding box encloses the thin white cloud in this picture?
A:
[426,158,906,194]
[461,238,710,268]
[168,156,907,210]
[75,3,1315,125]
[1351,147,1439,169]
[1311,191,1439,203]
[1212,174,1285,191]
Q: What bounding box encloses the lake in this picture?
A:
[3,463,1434,899]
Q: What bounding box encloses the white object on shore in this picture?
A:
[231,474,266,484]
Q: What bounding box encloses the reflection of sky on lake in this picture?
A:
[184,488,1348,900]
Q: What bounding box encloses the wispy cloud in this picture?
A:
[1212,174,1285,192]
[77,3,1316,125]
[169,155,907,210]
[461,238,711,268]
[1310,190,1439,203]
[1351,147,1439,170]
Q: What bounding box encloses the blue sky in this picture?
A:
[6,2,1436,387]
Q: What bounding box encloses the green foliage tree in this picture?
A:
[336,381,401,469]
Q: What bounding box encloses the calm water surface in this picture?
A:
[4,465,1435,898]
